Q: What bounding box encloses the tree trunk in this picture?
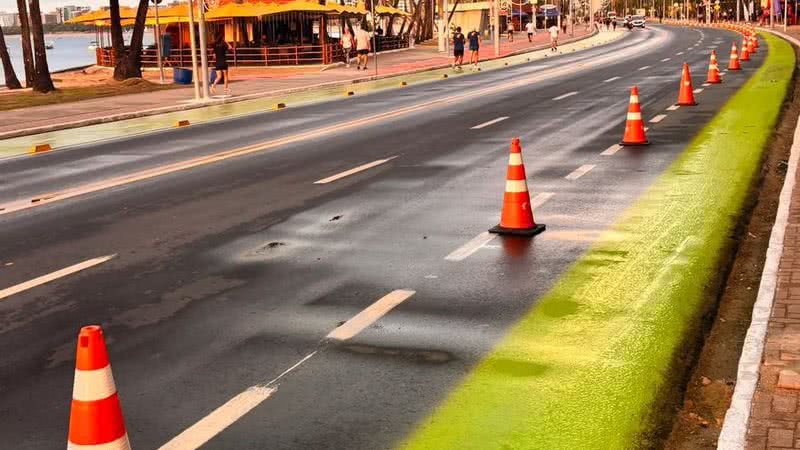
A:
[0,25,21,89]
[27,0,54,93]
[109,0,126,80]
[114,0,149,80]
[15,0,34,87]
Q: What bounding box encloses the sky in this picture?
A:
[0,0,139,14]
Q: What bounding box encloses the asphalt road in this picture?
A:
[0,25,765,449]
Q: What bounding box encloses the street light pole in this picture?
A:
[198,0,210,99]
[187,0,200,101]
[494,0,500,56]
[153,0,165,84]
[370,0,378,77]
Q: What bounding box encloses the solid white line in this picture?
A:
[718,24,800,450]
[666,104,680,111]
[552,91,578,100]
[660,57,671,62]
[326,289,416,341]
[445,232,496,261]
[603,76,621,82]
[471,116,509,129]
[565,164,596,180]
[601,144,622,156]
[649,114,667,123]
[0,255,116,301]
[693,88,704,93]
[637,65,651,71]
[314,157,397,184]
[158,386,275,450]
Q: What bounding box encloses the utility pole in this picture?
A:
[187,0,200,101]
[494,0,500,56]
[784,0,788,30]
[198,0,210,99]
[370,0,378,76]
[152,0,165,84]
[570,0,574,35]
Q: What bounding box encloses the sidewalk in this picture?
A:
[0,28,595,139]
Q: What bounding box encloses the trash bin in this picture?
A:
[173,67,193,85]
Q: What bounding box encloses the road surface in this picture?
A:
[0,25,764,449]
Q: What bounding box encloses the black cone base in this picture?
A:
[489,223,546,236]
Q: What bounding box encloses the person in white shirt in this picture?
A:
[355,27,371,70]
[525,21,535,42]
[341,29,354,67]
[549,24,559,51]
[506,20,514,42]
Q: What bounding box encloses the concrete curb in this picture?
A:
[0,30,606,141]
[717,28,800,450]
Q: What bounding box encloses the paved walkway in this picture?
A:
[0,28,592,137]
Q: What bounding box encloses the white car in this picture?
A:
[630,15,646,28]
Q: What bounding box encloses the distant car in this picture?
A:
[630,15,646,28]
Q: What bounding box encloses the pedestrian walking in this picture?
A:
[210,33,232,95]
[341,28,354,67]
[612,18,617,31]
[467,28,481,70]
[525,21,535,42]
[549,23,559,51]
[355,26,371,70]
[452,26,465,70]
[507,20,514,42]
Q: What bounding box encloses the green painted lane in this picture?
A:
[400,32,794,450]
[0,32,621,158]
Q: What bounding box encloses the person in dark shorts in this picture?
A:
[211,33,233,95]
[452,27,465,70]
[467,28,481,70]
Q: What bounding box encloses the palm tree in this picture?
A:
[110,0,150,80]
[27,0,54,92]
[0,25,21,89]
[15,0,34,87]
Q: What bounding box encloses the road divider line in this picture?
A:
[637,65,651,71]
[0,254,116,301]
[314,156,397,184]
[693,88,704,94]
[532,192,555,209]
[158,386,275,450]
[471,117,509,129]
[326,289,416,341]
[601,144,621,156]
[603,76,621,83]
[552,91,578,101]
[565,164,596,180]
[702,82,711,87]
[660,57,671,62]
[677,51,684,55]
[649,114,667,123]
[446,232,496,261]
[666,104,680,111]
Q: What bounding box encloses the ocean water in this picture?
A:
[1,32,154,86]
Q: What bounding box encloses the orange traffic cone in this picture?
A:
[620,86,649,146]
[678,63,698,106]
[748,35,757,53]
[68,326,131,450]
[740,39,750,61]
[728,42,741,70]
[706,51,722,84]
[753,34,759,48]
[489,138,545,236]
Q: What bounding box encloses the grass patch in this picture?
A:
[399,32,795,450]
[0,78,179,111]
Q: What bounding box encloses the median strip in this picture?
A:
[399,32,793,450]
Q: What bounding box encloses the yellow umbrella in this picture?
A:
[206,2,280,19]
[65,7,139,24]
[274,0,333,13]
[375,5,410,16]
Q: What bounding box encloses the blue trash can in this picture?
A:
[173,67,193,85]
